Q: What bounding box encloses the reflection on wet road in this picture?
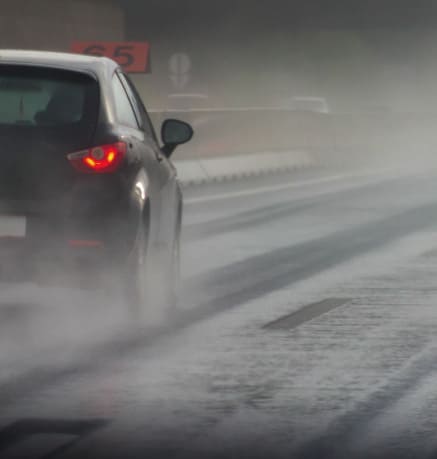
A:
[3,167,437,458]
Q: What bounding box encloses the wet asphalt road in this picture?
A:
[2,166,437,457]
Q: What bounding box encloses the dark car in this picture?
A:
[0,50,193,312]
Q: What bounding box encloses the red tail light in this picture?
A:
[67,142,127,173]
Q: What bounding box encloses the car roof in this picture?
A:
[0,49,118,77]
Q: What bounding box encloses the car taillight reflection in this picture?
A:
[67,142,127,173]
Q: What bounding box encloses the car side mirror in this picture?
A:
[161,119,193,158]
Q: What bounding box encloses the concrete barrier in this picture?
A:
[175,150,315,186]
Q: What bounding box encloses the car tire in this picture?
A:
[123,221,149,320]
[167,233,181,310]
[122,203,181,321]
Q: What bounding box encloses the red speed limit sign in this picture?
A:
[71,41,151,73]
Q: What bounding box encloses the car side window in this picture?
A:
[111,73,139,129]
[119,73,157,140]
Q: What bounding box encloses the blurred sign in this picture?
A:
[169,53,191,89]
[71,41,151,73]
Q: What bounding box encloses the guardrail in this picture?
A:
[174,150,314,186]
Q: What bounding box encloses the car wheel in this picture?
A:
[123,223,149,320]
[167,233,181,310]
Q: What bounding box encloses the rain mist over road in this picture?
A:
[2,1,437,458]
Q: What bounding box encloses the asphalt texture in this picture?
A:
[2,165,437,458]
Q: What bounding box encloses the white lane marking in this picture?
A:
[185,174,364,205]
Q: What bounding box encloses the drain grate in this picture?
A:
[263,298,352,330]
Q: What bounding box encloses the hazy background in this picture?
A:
[3,0,437,161]
[108,0,437,163]
[120,0,437,110]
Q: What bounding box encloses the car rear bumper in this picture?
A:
[0,234,119,282]
[0,205,139,283]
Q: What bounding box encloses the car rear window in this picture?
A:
[0,65,99,128]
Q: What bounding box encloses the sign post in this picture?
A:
[168,53,191,90]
